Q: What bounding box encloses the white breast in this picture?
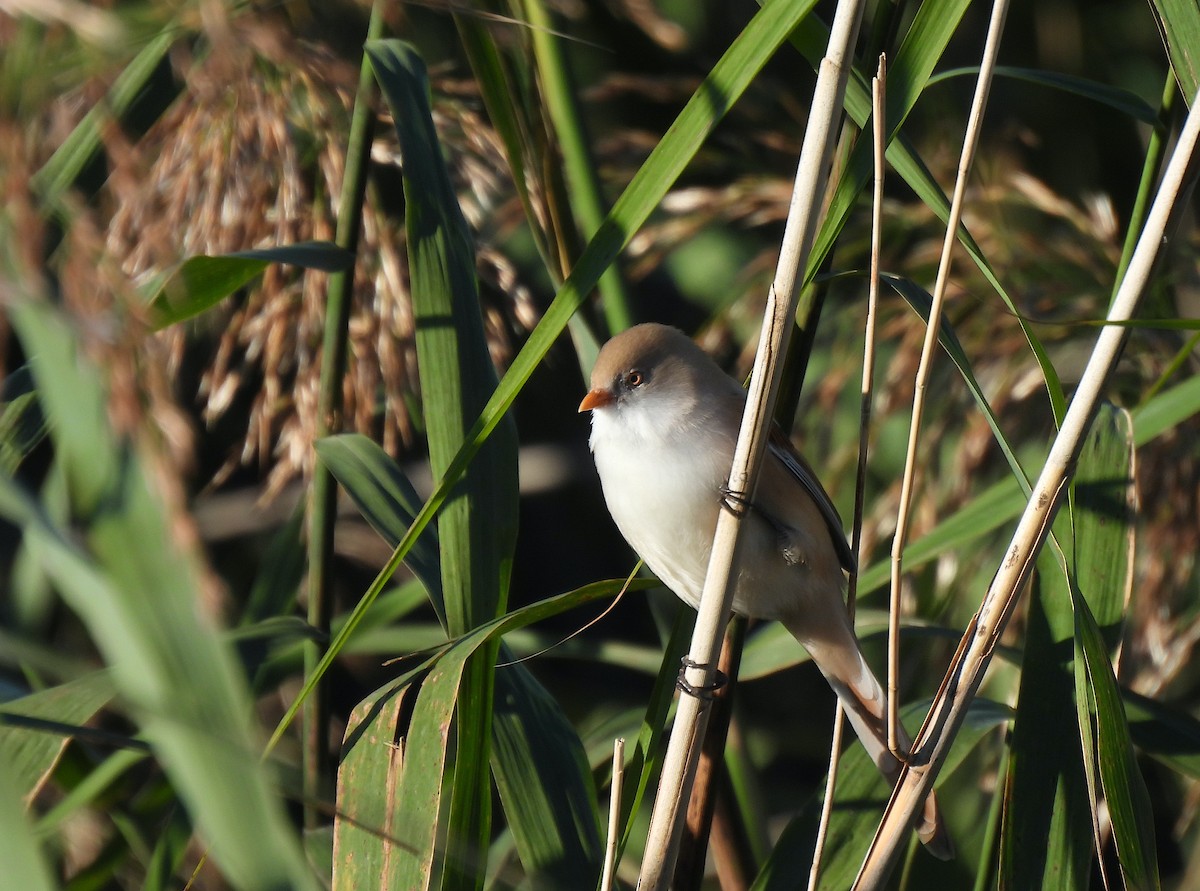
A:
[588,399,730,609]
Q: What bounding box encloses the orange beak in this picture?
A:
[578,388,614,412]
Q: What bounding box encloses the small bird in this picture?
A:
[579,323,952,859]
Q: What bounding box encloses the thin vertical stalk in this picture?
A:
[303,1,383,828]
[808,52,888,891]
[636,0,867,885]
[854,81,1200,891]
[675,619,746,889]
[886,0,1009,755]
[1115,73,1177,293]
[601,738,626,891]
[524,0,634,333]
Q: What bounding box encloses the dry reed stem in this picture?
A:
[853,79,1200,890]
[636,0,868,885]
[886,0,1011,756]
[600,737,625,891]
[808,51,888,891]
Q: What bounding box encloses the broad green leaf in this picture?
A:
[368,39,518,888]
[1132,374,1200,443]
[148,241,353,329]
[1001,405,1141,889]
[489,665,603,887]
[334,578,640,888]
[1068,406,1136,645]
[492,628,664,675]
[321,433,604,885]
[0,671,116,804]
[334,675,423,888]
[1074,599,1160,890]
[1069,406,1158,890]
[316,434,444,619]
[371,36,518,635]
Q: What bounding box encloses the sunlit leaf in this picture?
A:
[148,241,353,329]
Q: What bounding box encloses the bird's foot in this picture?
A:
[718,484,754,518]
[676,656,728,700]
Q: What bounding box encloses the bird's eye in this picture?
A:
[624,370,644,388]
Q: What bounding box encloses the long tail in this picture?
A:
[782,617,955,861]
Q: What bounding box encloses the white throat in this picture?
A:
[587,395,734,607]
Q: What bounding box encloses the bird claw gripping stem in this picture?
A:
[676,656,728,700]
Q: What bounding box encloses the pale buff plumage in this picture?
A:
[581,323,952,859]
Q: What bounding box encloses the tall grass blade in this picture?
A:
[999,576,1093,888]
[524,0,634,333]
[30,29,175,203]
[316,434,444,614]
[0,367,47,475]
[4,300,316,890]
[1068,406,1158,889]
[928,66,1158,123]
[1149,0,1200,99]
[368,39,519,887]
[1117,75,1177,289]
